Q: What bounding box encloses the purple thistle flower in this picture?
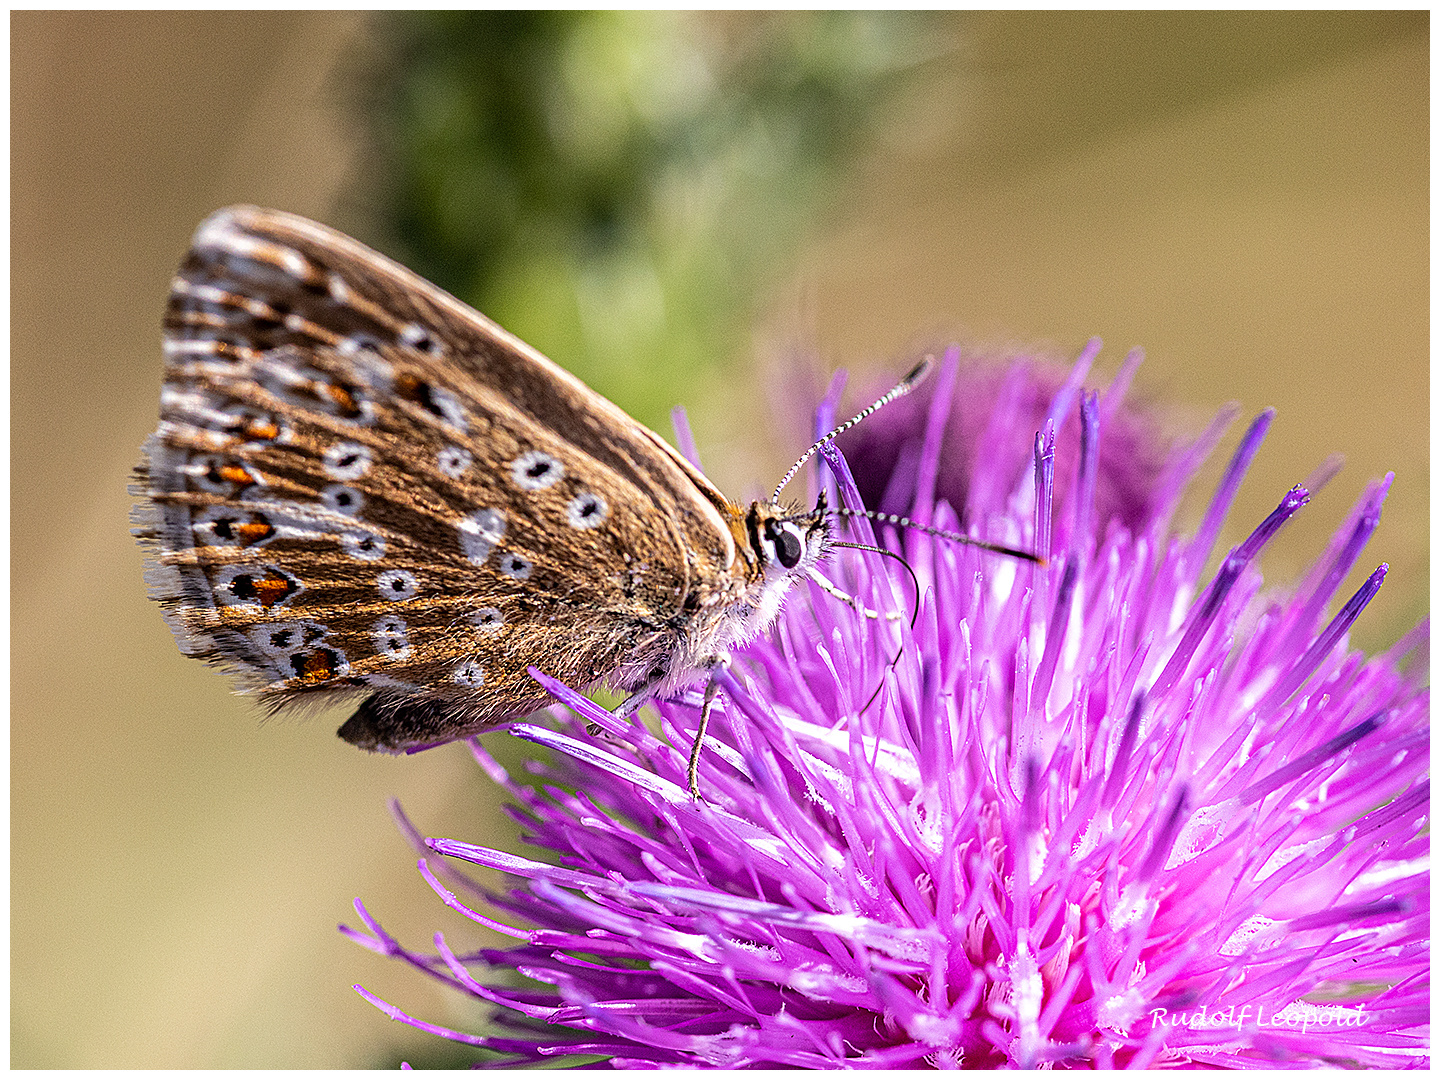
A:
[836,339,1171,540]
[343,344,1428,1068]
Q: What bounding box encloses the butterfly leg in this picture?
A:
[616,685,654,717]
[687,679,720,800]
[808,569,903,621]
[686,656,730,800]
[583,680,658,738]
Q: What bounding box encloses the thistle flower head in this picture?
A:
[345,343,1428,1068]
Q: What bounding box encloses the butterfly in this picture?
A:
[135,206,960,796]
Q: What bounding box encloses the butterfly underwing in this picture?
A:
[134,206,835,767]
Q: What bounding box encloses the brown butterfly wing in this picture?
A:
[136,206,740,747]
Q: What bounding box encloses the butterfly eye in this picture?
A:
[766,521,805,569]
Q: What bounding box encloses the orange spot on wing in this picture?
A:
[253,573,298,607]
[292,648,339,684]
[235,520,275,546]
[236,417,279,442]
[320,382,361,417]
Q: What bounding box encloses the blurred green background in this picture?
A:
[352,11,940,432]
[12,11,1426,1068]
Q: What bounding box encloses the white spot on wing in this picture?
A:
[425,385,468,431]
[322,442,372,480]
[471,607,504,632]
[453,660,486,687]
[399,323,442,354]
[511,450,563,490]
[437,446,472,478]
[498,553,532,580]
[376,569,418,600]
[459,509,506,566]
[320,483,364,516]
[336,333,386,359]
[249,620,329,657]
[371,615,413,660]
[341,531,386,561]
[566,492,608,529]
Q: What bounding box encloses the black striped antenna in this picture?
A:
[772,356,934,502]
[834,507,1045,565]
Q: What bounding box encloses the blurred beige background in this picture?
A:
[12,11,1426,1069]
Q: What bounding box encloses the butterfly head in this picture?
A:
[745,489,830,584]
